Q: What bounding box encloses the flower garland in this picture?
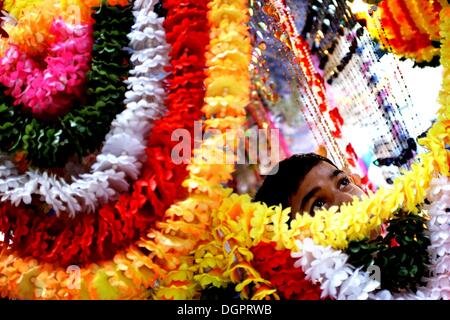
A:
[193,1,449,300]
[292,238,381,300]
[440,4,450,111]
[370,177,450,300]
[193,175,448,300]
[345,210,431,292]
[293,179,449,301]
[0,0,176,268]
[0,3,133,168]
[251,242,323,300]
[0,19,92,116]
[292,178,449,302]
[358,0,441,64]
[1,0,90,57]
[0,0,169,216]
[0,0,448,301]
[0,0,211,299]
[155,0,251,300]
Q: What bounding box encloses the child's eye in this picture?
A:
[339,177,350,188]
[311,199,326,214]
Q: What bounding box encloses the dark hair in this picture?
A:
[254,153,337,209]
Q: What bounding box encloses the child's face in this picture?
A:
[289,161,365,216]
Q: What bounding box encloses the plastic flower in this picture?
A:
[0,19,93,116]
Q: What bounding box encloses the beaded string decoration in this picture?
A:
[250,0,367,174]
[303,0,357,56]
[248,22,326,160]
[313,1,423,172]
[249,0,345,166]
[356,24,420,168]
[324,25,409,163]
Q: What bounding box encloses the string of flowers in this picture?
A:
[0,0,180,269]
[0,19,92,116]
[345,210,431,292]
[285,127,448,250]
[0,0,212,299]
[0,0,448,301]
[368,6,450,299]
[250,242,323,300]
[359,0,441,65]
[0,0,169,217]
[370,177,450,300]
[292,178,449,301]
[0,2,133,168]
[156,0,252,299]
[192,174,448,300]
[1,0,92,57]
[181,1,450,300]
[292,238,380,300]
[291,179,450,301]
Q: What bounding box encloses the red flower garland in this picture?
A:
[378,0,441,61]
[250,242,323,300]
[0,0,210,266]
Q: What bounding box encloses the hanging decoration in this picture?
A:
[352,0,442,66]
[323,22,419,171]
[0,0,178,267]
[249,0,360,174]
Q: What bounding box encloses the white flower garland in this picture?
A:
[291,177,450,300]
[292,238,380,300]
[0,0,169,217]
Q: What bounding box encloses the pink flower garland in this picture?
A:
[0,19,93,117]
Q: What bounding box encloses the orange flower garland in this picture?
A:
[358,0,441,63]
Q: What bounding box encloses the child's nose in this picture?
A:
[333,192,354,206]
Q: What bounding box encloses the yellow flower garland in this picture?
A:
[162,0,252,298]
[407,0,439,41]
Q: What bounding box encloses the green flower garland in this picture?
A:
[0,4,133,168]
[346,209,431,292]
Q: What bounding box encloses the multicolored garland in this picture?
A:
[0,0,448,300]
[0,3,132,168]
[0,0,169,216]
[356,0,442,65]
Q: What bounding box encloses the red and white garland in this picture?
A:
[0,0,169,217]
